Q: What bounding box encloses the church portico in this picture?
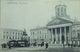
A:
[46,4,74,45]
[48,25,71,44]
[30,4,80,47]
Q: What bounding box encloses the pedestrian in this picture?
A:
[4,43,6,48]
[2,43,6,48]
[7,42,11,49]
[1,44,4,48]
[45,42,48,49]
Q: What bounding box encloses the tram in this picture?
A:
[7,39,30,47]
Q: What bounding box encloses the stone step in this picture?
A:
[49,44,63,46]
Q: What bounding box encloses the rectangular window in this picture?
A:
[18,36,19,39]
[7,32,8,34]
[16,32,17,35]
[7,36,8,39]
[78,33,80,38]
[21,33,22,35]
[77,26,79,27]
[58,8,59,16]
[61,7,63,12]
[15,36,17,39]
[13,36,14,39]
[3,35,5,39]
[33,32,34,34]
[18,33,19,35]
[37,31,39,34]
[40,36,41,39]
[4,32,5,34]
[61,13,63,16]
[31,32,32,35]
[9,36,11,39]
[13,32,14,34]
[45,35,46,39]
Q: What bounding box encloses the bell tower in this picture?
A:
[55,4,67,17]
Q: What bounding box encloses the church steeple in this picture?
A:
[55,4,67,17]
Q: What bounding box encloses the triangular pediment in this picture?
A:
[47,18,73,26]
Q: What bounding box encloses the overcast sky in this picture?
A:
[1,0,80,35]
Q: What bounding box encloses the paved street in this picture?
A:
[0,45,80,52]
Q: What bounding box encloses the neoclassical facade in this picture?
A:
[0,28,23,44]
[30,27,51,44]
[30,4,80,45]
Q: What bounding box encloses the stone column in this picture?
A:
[69,26,72,44]
[55,28,57,44]
[60,27,62,44]
[78,41,79,46]
[75,26,77,39]
[64,27,66,44]
[51,28,53,44]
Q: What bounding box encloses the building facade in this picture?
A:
[72,22,80,46]
[30,4,80,45]
[0,28,23,44]
[30,27,51,44]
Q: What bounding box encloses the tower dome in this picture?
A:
[55,4,67,17]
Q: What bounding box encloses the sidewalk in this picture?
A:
[0,45,71,51]
[13,46,46,51]
[0,45,80,52]
[12,45,65,51]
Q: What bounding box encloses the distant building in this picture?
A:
[30,27,51,44]
[30,4,80,45]
[0,28,23,44]
[72,22,80,45]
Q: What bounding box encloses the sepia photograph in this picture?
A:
[0,0,80,52]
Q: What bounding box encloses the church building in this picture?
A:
[30,4,80,45]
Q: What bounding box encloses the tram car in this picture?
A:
[7,39,30,47]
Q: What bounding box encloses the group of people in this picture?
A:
[1,42,49,49]
[45,42,48,49]
[1,43,6,48]
[1,42,11,49]
[33,42,49,49]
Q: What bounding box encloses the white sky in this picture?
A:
[1,0,80,35]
